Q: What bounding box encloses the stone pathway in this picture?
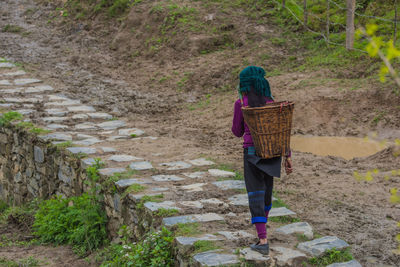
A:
[0,61,362,266]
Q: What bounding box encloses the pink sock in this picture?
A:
[255,223,267,239]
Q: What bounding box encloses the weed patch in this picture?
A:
[174,222,202,236]
[193,240,221,254]
[307,248,353,266]
[269,216,300,224]
[0,111,22,126]
[0,256,40,267]
[155,208,179,217]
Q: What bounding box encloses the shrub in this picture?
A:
[33,193,107,256]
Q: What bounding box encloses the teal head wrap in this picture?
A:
[238,66,273,99]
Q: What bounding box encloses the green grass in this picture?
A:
[269,216,301,223]
[155,208,179,217]
[54,141,73,149]
[193,240,221,254]
[123,184,147,197]
[0,111,23,126]
[174,222,202,236]
[0,256,40,267]
[2,24,23,33]
[307,248,353,266]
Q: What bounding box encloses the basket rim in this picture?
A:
[241,101,294,111]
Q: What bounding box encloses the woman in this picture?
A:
[231,66,293,255]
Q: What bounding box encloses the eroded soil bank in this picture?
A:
[0,0,399,266]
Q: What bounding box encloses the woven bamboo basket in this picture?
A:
[242,101,294,159]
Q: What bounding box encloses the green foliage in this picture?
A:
[33,194,107,256]
[155,208,179,217]
[0,256,40,267]
[0,200,8,214]
[269,216,301,224]
[100,227,174,267]
[0,111,23,126]
[2,24,23,33]
[0,200,38,228]
[54,141,73,149]
[174,222,202,236]
[123,183,147,198]
[15,121,51,134]
[308,248,353,266]
[193,240,220,253]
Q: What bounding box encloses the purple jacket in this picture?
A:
[231,96,273,148]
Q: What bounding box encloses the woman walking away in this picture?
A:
[231,66,293,255]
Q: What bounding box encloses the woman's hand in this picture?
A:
[285,157,293,175]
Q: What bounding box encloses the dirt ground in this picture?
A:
[0,0,399,266]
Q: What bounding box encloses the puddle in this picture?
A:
[291,136,388,160]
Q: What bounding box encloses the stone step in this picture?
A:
[275,222,313,239]
[297,236,349,256]
[326,260,362,267]
[270,246,307,266]
[192,251,239,266]
[163,213,224,226]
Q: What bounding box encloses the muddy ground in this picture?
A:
[0,0,399,266]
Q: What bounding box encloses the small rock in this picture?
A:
[240,247,271,262]
[176,234,223,246]
[44,100,80,106]
[67,105,96,112]
[98,168,126,177]
[200,198,225,205]
[275,222,313,239]
[87,112,113,120]
[160,161,192,170]
[45,108,67,117]
[46,124,69,130]
[217,231,253,240]
[97,120,126,130]
[212,180,245,190]
[326,260,362,267]
[72,114,89,120]
[14,78,41,85]
[75,122,97,130]
[66,147,97,154]
[152,175,185,182]
[144,201,180,212]
[34,146,44,163]
[76,134,95,140]
[162,213,224,226]
[271,246,307,266]
[73,138,102,146]
[108,155,143,162]
[180,183,206,192]
[228,194,248,206]
[42,117,68,123]
[39,133,72,141]
[118,128,145,136]
[298,236,349,256]
[182,171,206,178]
[193,252,239,266]
[100,147,117,153]
[16,109,34,115]
[25,85,54,93]
[188,158,215,166]
[208,169,235,177]
[269,207,296,217]
[180,201,203,209]
[129,161,153,170]
[81,158,96,168]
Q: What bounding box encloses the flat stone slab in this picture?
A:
[99,168,126,177]
[240,247,271,262]
[200,198,225,205]
[228,194,248,206]
[275,222,313,239]
[1,70,26,76]
[208,169,235,177]
[176,234,223,246]
[151,187,169,192]
[181,183,207,192]
[108,155,143,162]
[160,161,192,170]
[152,175,185,182]
[39,133,72,141]
[72,114,89,120]
[25,85,54,93]
[115,178,151,188]
[217,231,253,240]
[13,78,41,85]
[100,147,117,153]
[0,80,12,85]
[118,128,145,136]
[0,62,16,68]
[163,213,224,226]
[44,100,81,106]
[97,120,126,130]
[129,161,153,170]
[270,247,307,266]
[182,171,206,178]
[76,134,95,140]
[73,138,102,146]
[298,236,349,256]
[42,117,68,123]
[45,109,67,117]
[144,201,180,212]
[87,112,112,119]
[326,260,362,267]
[212,180,245,190]
[193,252,239,266]
[48,95,71,101]
[75,122,97,130]
[107,135,129,141]
[16,109,34,115]
[4,97,41,103]
[46,124,69,130]
[67,105,96,112]
[188,158,215,166]
[269,207,296,217]
[0,103,13,108]
[66,147,97,155]
[180,201,203,209]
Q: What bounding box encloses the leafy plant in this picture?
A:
[33,194,107,256]
[100,227,174,267]
[308,248,353,266]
